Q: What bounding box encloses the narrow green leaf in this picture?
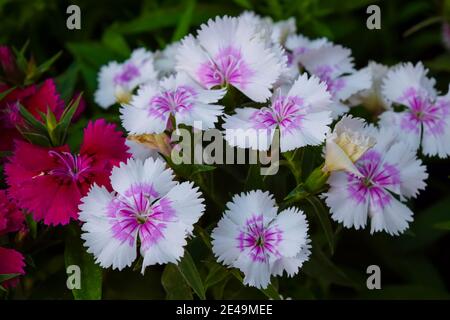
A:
[172,0,196,42]
[56,63,79,102]
[25,213,37,239]
[19,131,51,146]
[109,8,182,35]
[36,51,62,75]
[232,0,253,9]
[403,16,442,37]
[102,29,131,58]
[177,251,206,300]
[64,224,103,300]
[204,263,229,289]
[162,264,193,300]
[54,93,83,145]
[18,104,47,133]
[0,86,15,101]
[0,273,20,283]
[434,221,450,230]
[244,164,264,190]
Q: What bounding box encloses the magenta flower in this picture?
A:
[5,119,130,226]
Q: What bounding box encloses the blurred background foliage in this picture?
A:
[1,0,450,299]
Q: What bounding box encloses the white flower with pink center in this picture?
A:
[120,72,225,134]
[95,48,157,109]
[299,44,372,118]
[176,15,285,102]
[211,190,310,289]
[323,127,428,235]
[380,62,450,158]
[223,73,332,152]
[79,158,205,272]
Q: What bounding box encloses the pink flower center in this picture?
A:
[347,150,401,209]
[198,46,254,88]
[48,151,91,181]
[148,86,196,119]
[251,96,304,132]
[109,184,176,250]
[237,214,282,262]
[114,63,140,85]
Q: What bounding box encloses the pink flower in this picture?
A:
[5,119,130,226]
[0,247,25,288]
[0,190,24,236]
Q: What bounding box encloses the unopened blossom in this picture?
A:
[323,115,376,176]
[223,73,332,152]
[95,48,157,108]
[212,190,310,289]
[176,15,285,102]
[323,127,428,235]
[299,44,372,118]
[5,120,130,225]
[348,61,390,113]
[380,62,450,158]
[79,158,205,272]
[121,72,225,134]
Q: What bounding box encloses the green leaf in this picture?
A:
[25,213,37,239]
[109,8,183,35]
[403,16,442,37]
[64,224,102,300]
[232,0,253,9]
[35,51,62,76]
[244,164,264,191]
[19,131,51,146]
[162,264,193,300]
[172,0,196,42]
[434,221,450,230]
[305,196,335,254]
[0,273,20,283]
[177,251,206,300]
[102,29,131,58]
[56,63,79,102]
[19,104,48,133]
[53,93,83,145]
[13,41,29,73]
[303,246,359,289]
[266,0,282,19]
[0,86,15,101]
